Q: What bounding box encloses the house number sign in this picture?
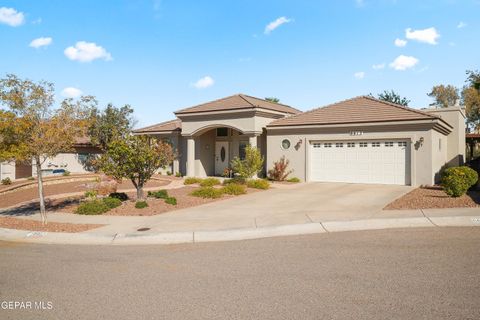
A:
[349,131,363,136]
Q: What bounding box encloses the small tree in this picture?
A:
[99,135,174,199]
[265,97,280,103]
[428,84,459,108]
[231,145,264,179]
[268,156,293,181]
[374,90,410,106]
[462,70,480,132]
[0,74,94,224]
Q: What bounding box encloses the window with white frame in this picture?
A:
[372,142,380,147]
[398,142,407,147]
[312,143,321,148]
[385,142,394,147]
[324,143,332,148]
[359,142,368,147]
[347,142,355,147]
[335,143,343,148]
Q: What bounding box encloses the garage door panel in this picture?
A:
[310,140,410,185]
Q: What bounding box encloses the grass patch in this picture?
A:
[147,189,169,199]
[102,197,122,209]
[287,177,300,183]
[184,177,203,185]
[165,196,177,205]
[222,177,246,185]
[247,179,270,190]
[191,186,224,199]
[75,200,110,215]
[200,177,221,187]
[222,183,246,195]
[135,201,148,209]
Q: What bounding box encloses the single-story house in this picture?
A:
[134,94,466,186]
[0,137,100,181]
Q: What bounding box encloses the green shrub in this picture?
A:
[222,177,246,185]
[148,189,169,199]
[1,177,12,185]
[109,192,128,201]
[231,145,264,179]
[135,201,149,209]
[268,156,293,181]
[75,200,109,215]
[184,177,203,185]
[27,176,35,181]
[175,172,182,177]
[165,196,177,205]
[247,179,270,190]
[287,177,301,183]
[62,170,70,176]
[84,190,97,199]
[200,177,221,187]
[166,171,172,176]
[222,183,246,195]
[191,187,224,199]
[441,166,479,197]
[102,197,122,209]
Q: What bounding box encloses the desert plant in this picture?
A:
[166,171,172,176]
[148,189,169,199]
[27,176,35,181]
[175,172,182,177]
[287,177,301,183]
[247,179,270,190]
[230,145,264,179]
[84,190,98,199]
[268,156,293,181]
[222,177,246,185]
[102,197,122,209]
[1,177,12,185]
[184,177,203,185]
[441,166,478,197]
[191,186,224,199]
[164,196,177,205]
[109,192,128,201]
[75,200,110,215]
[62,170,70,176]
[222,183,247,195]
[135,201,148,209]
[200,177,221,187]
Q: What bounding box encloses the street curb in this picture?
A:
[0,216,479,245]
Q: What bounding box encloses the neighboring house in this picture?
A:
[134,94,465,186]
[0,137,100,181]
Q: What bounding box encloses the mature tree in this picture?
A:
[99,135,175,199]
[88,104,135,151]
[427,84,459,108]
[0,74,94,223]
[462,70,480,132]
[265,97,280,103]
[231,145,264,179]
[374,90,410,106]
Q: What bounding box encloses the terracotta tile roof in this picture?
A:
[133,119,182,133]
[174,94,301,115]
[268,96,441,127]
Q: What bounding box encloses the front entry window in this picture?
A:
[220,146,226,162]
[239,141,247,160]
[216,127,229,137]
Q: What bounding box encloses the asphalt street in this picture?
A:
[1,227,479,319]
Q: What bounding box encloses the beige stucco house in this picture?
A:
[134,94,466,186]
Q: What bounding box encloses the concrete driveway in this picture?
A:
[140,182,413,232]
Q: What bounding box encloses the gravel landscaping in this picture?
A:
[384,186,480,210]
[0,216,104,233]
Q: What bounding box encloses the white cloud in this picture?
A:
[32,18,42,25]
[405,27,440,45]
[264,16,292,34]
[61,87,83,98]
[0,7,25,27]
[394,38,407,47]
[354,71,365,79]
[193,76,214,89]
[372,63,385,70]
[64,41,112,62]
[29,37,52,49]
[389,55,419,71]
[457,21,467,29]
[355,0,365,7]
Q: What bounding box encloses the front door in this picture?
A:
[215,141,229,176]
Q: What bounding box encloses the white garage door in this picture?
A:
[310,140,410,185]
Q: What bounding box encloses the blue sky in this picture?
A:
[0,0,478,128]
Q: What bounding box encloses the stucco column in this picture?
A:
[186,136,195,177]
[248,135,257,148]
